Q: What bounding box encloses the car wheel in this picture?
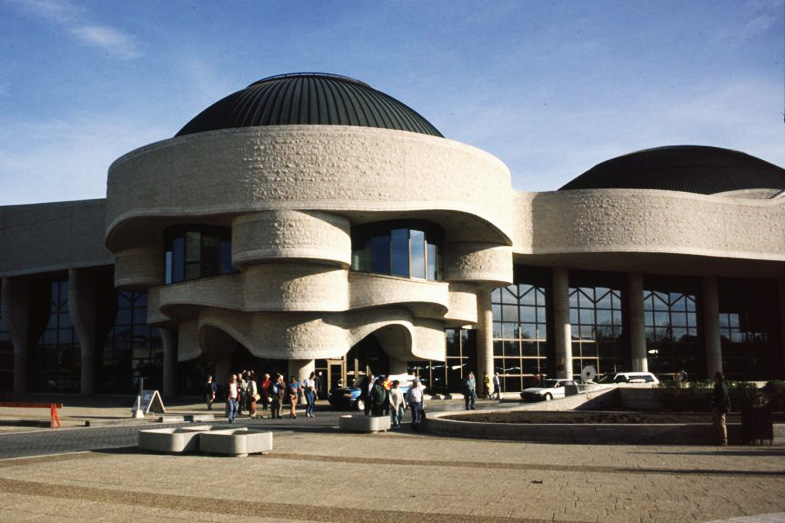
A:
[355,399,365,412]
[544,393,552,401]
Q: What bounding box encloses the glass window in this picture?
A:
[427,243,438,280]
[370,235,391,274]
[390,229,409,277]
[410,230,426,279]
[350,221,443,281]
[165,226,234,284]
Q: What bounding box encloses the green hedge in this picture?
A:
[657,380,785,412]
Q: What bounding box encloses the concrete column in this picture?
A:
[288,359,315,404]
[553,267,572,380]
[3,277,30,394]
[215,358,232,388]
[779,279,785,380]
[476,287,494,397]
[627,272,648,372]
[389,357,408,375]
[702,275,722,377]
[68,269,98,396]
[160,327,178,398]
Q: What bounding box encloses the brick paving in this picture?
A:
[0,400,783,522]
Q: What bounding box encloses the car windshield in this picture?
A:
[597,375,616,384]
[540,379,561,388]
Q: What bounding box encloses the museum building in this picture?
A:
[2,72,785,397]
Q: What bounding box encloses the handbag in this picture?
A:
[253,393,261,402]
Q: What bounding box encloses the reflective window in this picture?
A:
[644,290,699,378]
[410,328,475,395]
[351,221,442,280]
[164,226,237,284]
[102,291,163,393]
[31,280,81,392]
[491,283,548,392]
[0,281,12,393]
[569,286,624,376]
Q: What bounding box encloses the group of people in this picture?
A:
[360,374,427,429]
[205,371,322,423]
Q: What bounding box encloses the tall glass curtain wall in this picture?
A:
[643,291,699,379]
[569,287,625,376]
[0,281,13,392]
[102,291,163,393]
[32,280,80,392]
[408,328,476,395]
[491,284,548,392]
[351,222,441,280]
[165,226,235,284]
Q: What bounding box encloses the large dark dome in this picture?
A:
[559,146,785,195]
[176,73,442,138]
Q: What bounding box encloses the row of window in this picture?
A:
[164,221,445,285]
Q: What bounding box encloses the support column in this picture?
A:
[553,267,572,380]
[476,287,494,397]
[68,269,98,396]
[160,327,178,398]
[702,275,722,378]
[627,272,648,372]
[3,277,30,394]
[779,279,785,380]
[215,358,232,388]
[288,359,315,404]
[389,357,408,376]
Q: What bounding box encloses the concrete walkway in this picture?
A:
[0,397,783,522]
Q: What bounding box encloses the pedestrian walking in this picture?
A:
[204,375,217,410]
[288,375,301,419]
[712,371,731,445]
[389,380,407,429]
[302,372,317,418]
[226,374,239,423]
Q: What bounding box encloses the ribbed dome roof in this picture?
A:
[176,73,442,138]
[560,146,785,195]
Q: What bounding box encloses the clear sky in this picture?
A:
[1,0,783,205]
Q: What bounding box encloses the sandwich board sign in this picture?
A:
[132,389,166,417]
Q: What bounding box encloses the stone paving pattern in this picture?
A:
[0,400,783,521]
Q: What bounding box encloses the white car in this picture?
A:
[596,372,659,385]
[520,379,577,402]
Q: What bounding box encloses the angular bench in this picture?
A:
[138,426,213,453]
[338,414,391,433]
[199,429,273,457]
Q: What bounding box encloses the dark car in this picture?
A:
[328,377,367,411]
[328,374,418,411]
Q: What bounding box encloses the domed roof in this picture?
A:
[559,146,785,195]
[176,73,442,138]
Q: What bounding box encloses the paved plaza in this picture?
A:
[0,400,783,522]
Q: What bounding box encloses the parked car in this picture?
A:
[328,374,418,411]
[596,372,660,385]
[520,379,577,402]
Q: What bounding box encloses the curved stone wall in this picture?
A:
[232,210,351,267]
[515,189,785,262]
[105,125,513,249]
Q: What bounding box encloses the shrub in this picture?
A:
[762,381,785,411]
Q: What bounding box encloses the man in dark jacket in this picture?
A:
[712,372,731,446]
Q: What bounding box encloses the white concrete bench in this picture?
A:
[339,415,391,433]
[199,428,273,457]
[138,426,213,454]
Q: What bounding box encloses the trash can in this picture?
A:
[741,405,773,445]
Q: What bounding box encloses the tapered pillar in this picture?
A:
[702,275,722,377]
[553,267,572,379]
[288,359,315,404]
[69,269,98,396]
[161,327,178,398]
[389,357,408,375]
[627,272,648,372]
[476,287,494,396]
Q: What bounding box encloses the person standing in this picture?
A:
[287,375,301,419]
[483,372,491,399]
[406,378,425,429]
[712,372,731,446]
[247,371,259,418]
[259,373,271,413]
[389,380,407,429]
[302,372,317,418]
[204,375,217,410]
[362,373,375,416]
[226,374,239,423]
[270,374,284,419]
[492,372,502,400]
[370,377,388,416]
[463,372,476,410]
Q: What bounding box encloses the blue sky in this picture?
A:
[1,0,783,205]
